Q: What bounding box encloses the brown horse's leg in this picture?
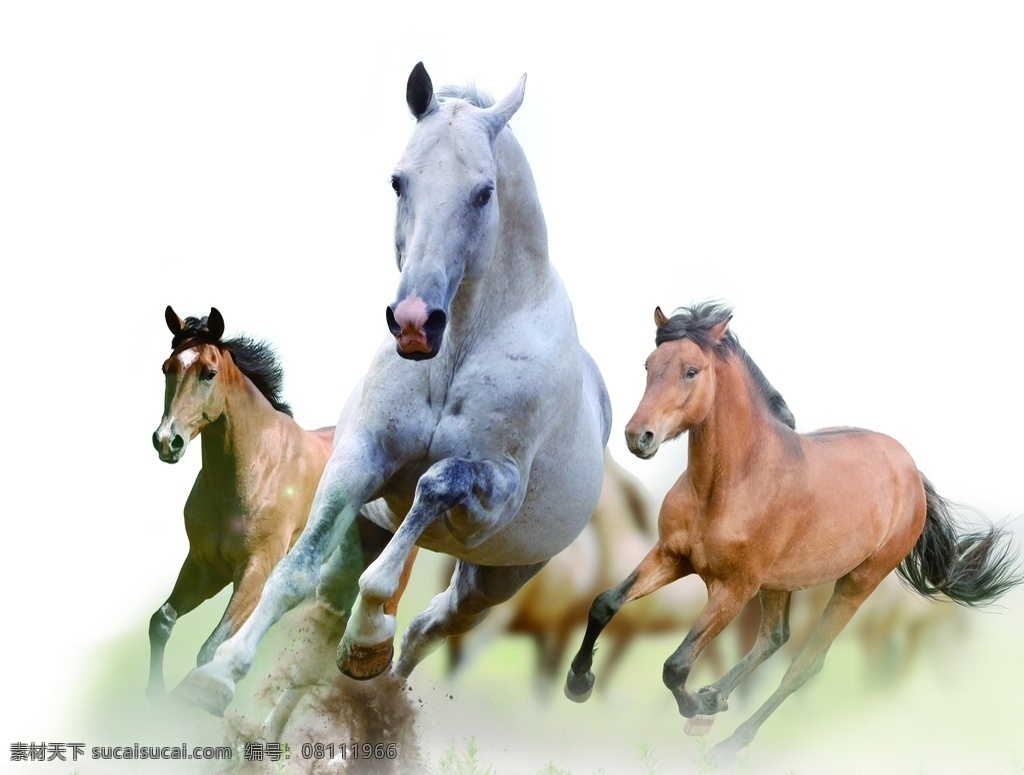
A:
[196,551,285,667]
[683,589,792,736]
[660,578,760,719]
[565,543,689,702]
[148,555,227,701]
[711,571,884,763]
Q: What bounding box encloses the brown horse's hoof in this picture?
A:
[172,668,235,717]
[338,639,395,681]
[684,714,716,737]
[563,670,595,703]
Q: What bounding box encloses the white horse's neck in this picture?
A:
[446,129,555,341]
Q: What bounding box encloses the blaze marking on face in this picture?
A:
[177,348,200,370]
[392,294,431,353]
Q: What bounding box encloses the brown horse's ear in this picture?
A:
[207,308,225,341]
[654,306,669,329]
[709,316,733,345]
[165,305,184,336]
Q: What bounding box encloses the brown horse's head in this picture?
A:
[624,305,730,459]
[153,306,229,463]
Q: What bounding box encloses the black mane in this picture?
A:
[656,302,796,430]
[173,314,293,417]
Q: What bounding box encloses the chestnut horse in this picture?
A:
[565,302,1020,762]
[150,307,413,731]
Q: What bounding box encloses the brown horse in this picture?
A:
[149,306,414,728]
[565,302,1020,762]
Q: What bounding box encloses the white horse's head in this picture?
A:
[386,62,527,360]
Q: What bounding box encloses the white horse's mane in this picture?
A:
[437,83,494,109]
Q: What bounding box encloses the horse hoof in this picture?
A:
[563,670,595,703]
[172,668,235,717]
[684,714,716,737]
[338,639,394,681]
[709,740,741,768]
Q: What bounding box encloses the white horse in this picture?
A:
[176,62,611,716]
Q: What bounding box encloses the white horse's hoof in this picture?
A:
[172,666,235,717]
[338,638,395,681]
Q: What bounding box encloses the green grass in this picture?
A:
[432,739,495,775]
[635,742,658,775]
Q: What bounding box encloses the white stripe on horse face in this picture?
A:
[177,349,199,370]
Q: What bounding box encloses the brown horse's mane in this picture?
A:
[173,314,293,417]
[655,301,796,430]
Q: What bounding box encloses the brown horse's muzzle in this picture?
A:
[624,423,660,460]
[153,423,188,463]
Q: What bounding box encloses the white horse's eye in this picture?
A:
[391,175,403,196]
[473,186,493,208]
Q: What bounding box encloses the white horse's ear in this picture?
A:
[407,62,439,119]
[709,316,732,344]
[654,306,669,329]
[481,73,526,138]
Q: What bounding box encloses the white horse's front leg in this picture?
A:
[338,457,519,680]
[173,435,389,716]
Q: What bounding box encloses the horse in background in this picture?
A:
[565,302,1020,762]
[176,62,611,716]
[150,307,414,735]
[445,451,718,693]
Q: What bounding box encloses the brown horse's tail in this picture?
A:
[896,475,1022,608]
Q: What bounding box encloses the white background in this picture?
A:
[1,0,1022,757]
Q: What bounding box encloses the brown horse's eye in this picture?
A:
[684,367,699,379]
[203,369,218,381]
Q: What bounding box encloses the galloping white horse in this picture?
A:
[177,62,611,715]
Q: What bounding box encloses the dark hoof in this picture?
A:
[564,670,595,703]
[338,638,394,681]
[172,668,235,717]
